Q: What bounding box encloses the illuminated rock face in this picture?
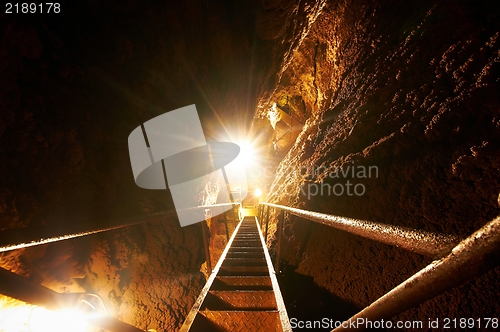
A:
[260,0,500,324]
[81,219,207,330]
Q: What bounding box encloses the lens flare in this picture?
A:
[0,295,101,332]
[233,141,256,167]
[29,308,89,332]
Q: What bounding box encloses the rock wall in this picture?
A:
[0,0,331,330]
[260,0,500,327]
[0,1,227,328]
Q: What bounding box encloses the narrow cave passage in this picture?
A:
[1,0,500,331]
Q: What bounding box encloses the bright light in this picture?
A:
[29,308,89,332]
[0,297,34,332]
[235,141,256,166]
[213,129,268,201]
[223,139,258,193]
[0,295,99,332]
[254,188,262,197]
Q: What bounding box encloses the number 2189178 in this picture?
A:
[5,3,60,13]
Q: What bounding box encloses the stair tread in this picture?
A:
[212,276,273,291]
[182,216,289,332]
[202,290,277,310]
[190,310,283,332]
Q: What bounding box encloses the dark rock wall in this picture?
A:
[0,2,225,330]
[0,0,325,330]
[261,0,500,327]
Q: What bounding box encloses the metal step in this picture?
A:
[180,216,291,332]
[231,241,262,247]
[223,257,266,266]
[228,246,263,252]
[211,276,273,291]
[201,290,276,310]
[190,310,282,332]
[226,252,265,259]
[219,265,269,276]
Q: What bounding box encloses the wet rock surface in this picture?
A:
[260,0,500,329]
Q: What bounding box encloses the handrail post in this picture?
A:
[260,205,265,228]
[264,205,270,242]
[223,212,230,243]
[229,204,237,237]
[201,220,212,273]
[232,203,238,223]
[275,210,284,273]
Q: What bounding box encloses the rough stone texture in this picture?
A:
[260,0,500,329]
[2,0,499,330]
[0,0,329,330]
[80,221,206,331]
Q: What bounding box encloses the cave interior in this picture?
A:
[0,0,499,331]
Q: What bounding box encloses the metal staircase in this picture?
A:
[180,216,291,332]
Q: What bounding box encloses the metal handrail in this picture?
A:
[0,203,240,253]
[0,210,177,253]
[259,202,500,331]
[332,215,500,331]
[0,202,240,332]
[260,202,460,258]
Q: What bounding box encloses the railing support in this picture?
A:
[275,210,284,273]
[231,204,238,225]
[264,205,270,242]
[222,212,230,242]
[201,220,212,273]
